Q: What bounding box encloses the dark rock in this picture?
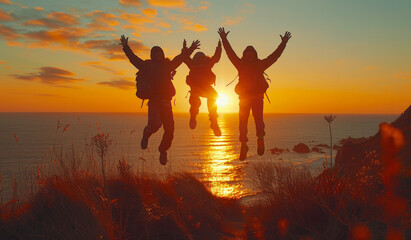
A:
[269,147,289,155]
[293,143,310,153]
[335,105,411,177]
[314,143,330,149]
[312,147,325,154]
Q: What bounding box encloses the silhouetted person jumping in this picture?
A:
[120,35,200,165]
[183,40,222,136]
[218,27,291,160]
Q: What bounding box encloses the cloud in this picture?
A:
[222,16,241,26]
[47,12,80,25]
[82,61,125,75]
[32,93,60,97]
[395,72,411,80]
[119,0,142,6]
[142,8,157,17]
[119,13,155,25]
[0,0,12,4]
[80,39,148,60]
[22,12,79,29]
[364,66,376,71]
[156,22,171,28]
[147,0,186,8]
[0,24,20,39]
[0,60,5,64]
[23,18,62,28]
[86,10,120,31]
[123,24,160,36]
[24,27,90,44]
[98,78,134,90]
[11,66,85,86]
[0,8,13,21]
[222,3,254,26]
[184,23,207,32]
[34,7,44,11]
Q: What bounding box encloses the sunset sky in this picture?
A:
[1,0,410,113]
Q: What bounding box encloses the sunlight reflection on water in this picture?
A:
[198,117,248,198]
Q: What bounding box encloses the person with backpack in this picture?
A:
[120,35,200,165]
[217,28,291,160]
[184,40,222,136]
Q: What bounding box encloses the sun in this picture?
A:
[216,94,229,107]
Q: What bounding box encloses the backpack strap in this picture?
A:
[225,75,239,87]
[140,99,145,108]
[263,72,271,83]
[185,90,191,98]
[264,92,271,104]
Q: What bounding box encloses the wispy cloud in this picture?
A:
[142,8,157,17]
[0,8,13,21]
[119,13,155,25]
[0,0,13,4]
[82,61,125,75]
[98,78,134,90]
[0,24,20,39]
[119,0,142,7]
[81,39,148,60]
[48,12,80,25]
[222,3,254,26]
[86,10,119,31]
[147,0,186,8]
[395,72,411,80]
[184,23,207,32]
[32,93,61,97]
[11,66,85,86]
[22,12,80,29]
[364,65,376,71]
[24,27,90,44]
[222,16,241,26]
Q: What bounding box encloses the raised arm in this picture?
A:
[261,31,291,71]
[218,27,241,69]
[209,40,222,66]
[182,39,195,69]
[119,35,144,69]
[170,39,201,70]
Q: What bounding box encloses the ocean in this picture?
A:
[0,112,397,200]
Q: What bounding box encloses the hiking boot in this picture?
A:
[239,143,249,161]
[159,150,167,165]
[189,115,197,129]
[257,137,265,156]
[141,136,148,149]
[210,120,221,136]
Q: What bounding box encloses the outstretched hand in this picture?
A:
[189,40,201,51]
[119,35,128,47]
[280,31,291,43]
[218,27,230,39]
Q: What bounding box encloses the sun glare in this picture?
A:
[216,94,229,107]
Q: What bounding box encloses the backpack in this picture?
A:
[135,64,153,100]
[186,65,216,87]
[135,62,177,100]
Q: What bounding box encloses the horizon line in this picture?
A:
[0,111,401,115]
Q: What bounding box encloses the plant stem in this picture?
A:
[328,122,333,169]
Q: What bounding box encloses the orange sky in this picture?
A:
[0,0,410,113]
